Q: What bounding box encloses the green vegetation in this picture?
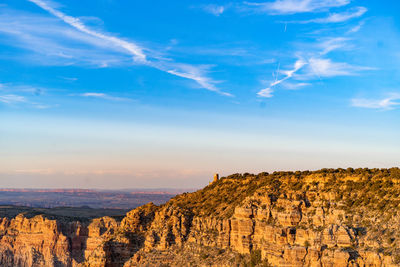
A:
[246,249,272,267]
[168,168,400,218]
[248,249,262,267]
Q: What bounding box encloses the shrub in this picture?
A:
[249,249,262,267]
[390,168,400,180]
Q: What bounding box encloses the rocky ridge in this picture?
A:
[1,168,400,266]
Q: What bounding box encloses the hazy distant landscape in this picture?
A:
[0,188,189,209]
[0,205,129,221]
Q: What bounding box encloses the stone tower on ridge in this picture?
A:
[213,173,219,183]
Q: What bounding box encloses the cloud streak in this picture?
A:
[257,15,374,98]
[302,7,367,23]
[282,82,311,90]
[78,92,132,101]
[0,83,55,108]
[23,0,230,96]
[162,63,232,96]
[0,94,27,104]
[352,95,400,110]
[257,56,373,98]
[27,0,147,62]
[202,5,225,16]
[318,37,351,55]
[257,59,306,97]
[245,0,350,15]
[347,21,364,33]
[307,58,371,77]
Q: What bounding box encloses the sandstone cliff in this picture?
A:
[1,168,400,266]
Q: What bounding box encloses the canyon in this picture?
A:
[0,168,399,266]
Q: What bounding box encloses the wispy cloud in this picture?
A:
[0,11,132,65]
[202,4,226,16]
[0,83,44,95]
[0,83,54,108]
[257,87,274,98]
[351,94,400,110]
[1,0,230,96]
[318,37,351,55]
[347,21,365,33]
[32,104,53,109]
[0,94,27,104]
[302,6,367,23]
[27,0,147,62]
[257,59,306,97]
[161,63,232,96]
[257,56,373,98]
[77,92,132,101]
[281,82,311,90]
[245,0,350,15]
[60,77,78,82]
[307,57,370,77]
[257,14,374,98]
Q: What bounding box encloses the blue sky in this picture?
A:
[1,0,399,189]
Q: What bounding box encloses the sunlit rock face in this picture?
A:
[0,169,400,266]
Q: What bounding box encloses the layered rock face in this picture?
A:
[0,214,71,266]
[1,168,400,266]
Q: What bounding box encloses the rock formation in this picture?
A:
[1,168,400,266]
[214,173,219,183]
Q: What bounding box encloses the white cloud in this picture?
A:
[0,94,27,104]
[159,62,231,96]
[304,6,367,23]
[81,93,107,97]
[0,83,45,95]
[281,82,311,90]
[257,59,306,97]
[307,57,372,77]
[351,95,400,110]
[257,87,274,98]
[257,55,373,98]
[247,1,371,99]
[245,0,350,15]
[0,84,55,108]
[282,59,308,77]
[0,11,137,66]
[32,104,52,109]
[60,77,78,82]
[318,37,350,55]
[347,21,364,33]
[13,0,229,95]
[27,0,147,62]
[203,5,225,16]
[78,92,131,101]
[308,58,351,76]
